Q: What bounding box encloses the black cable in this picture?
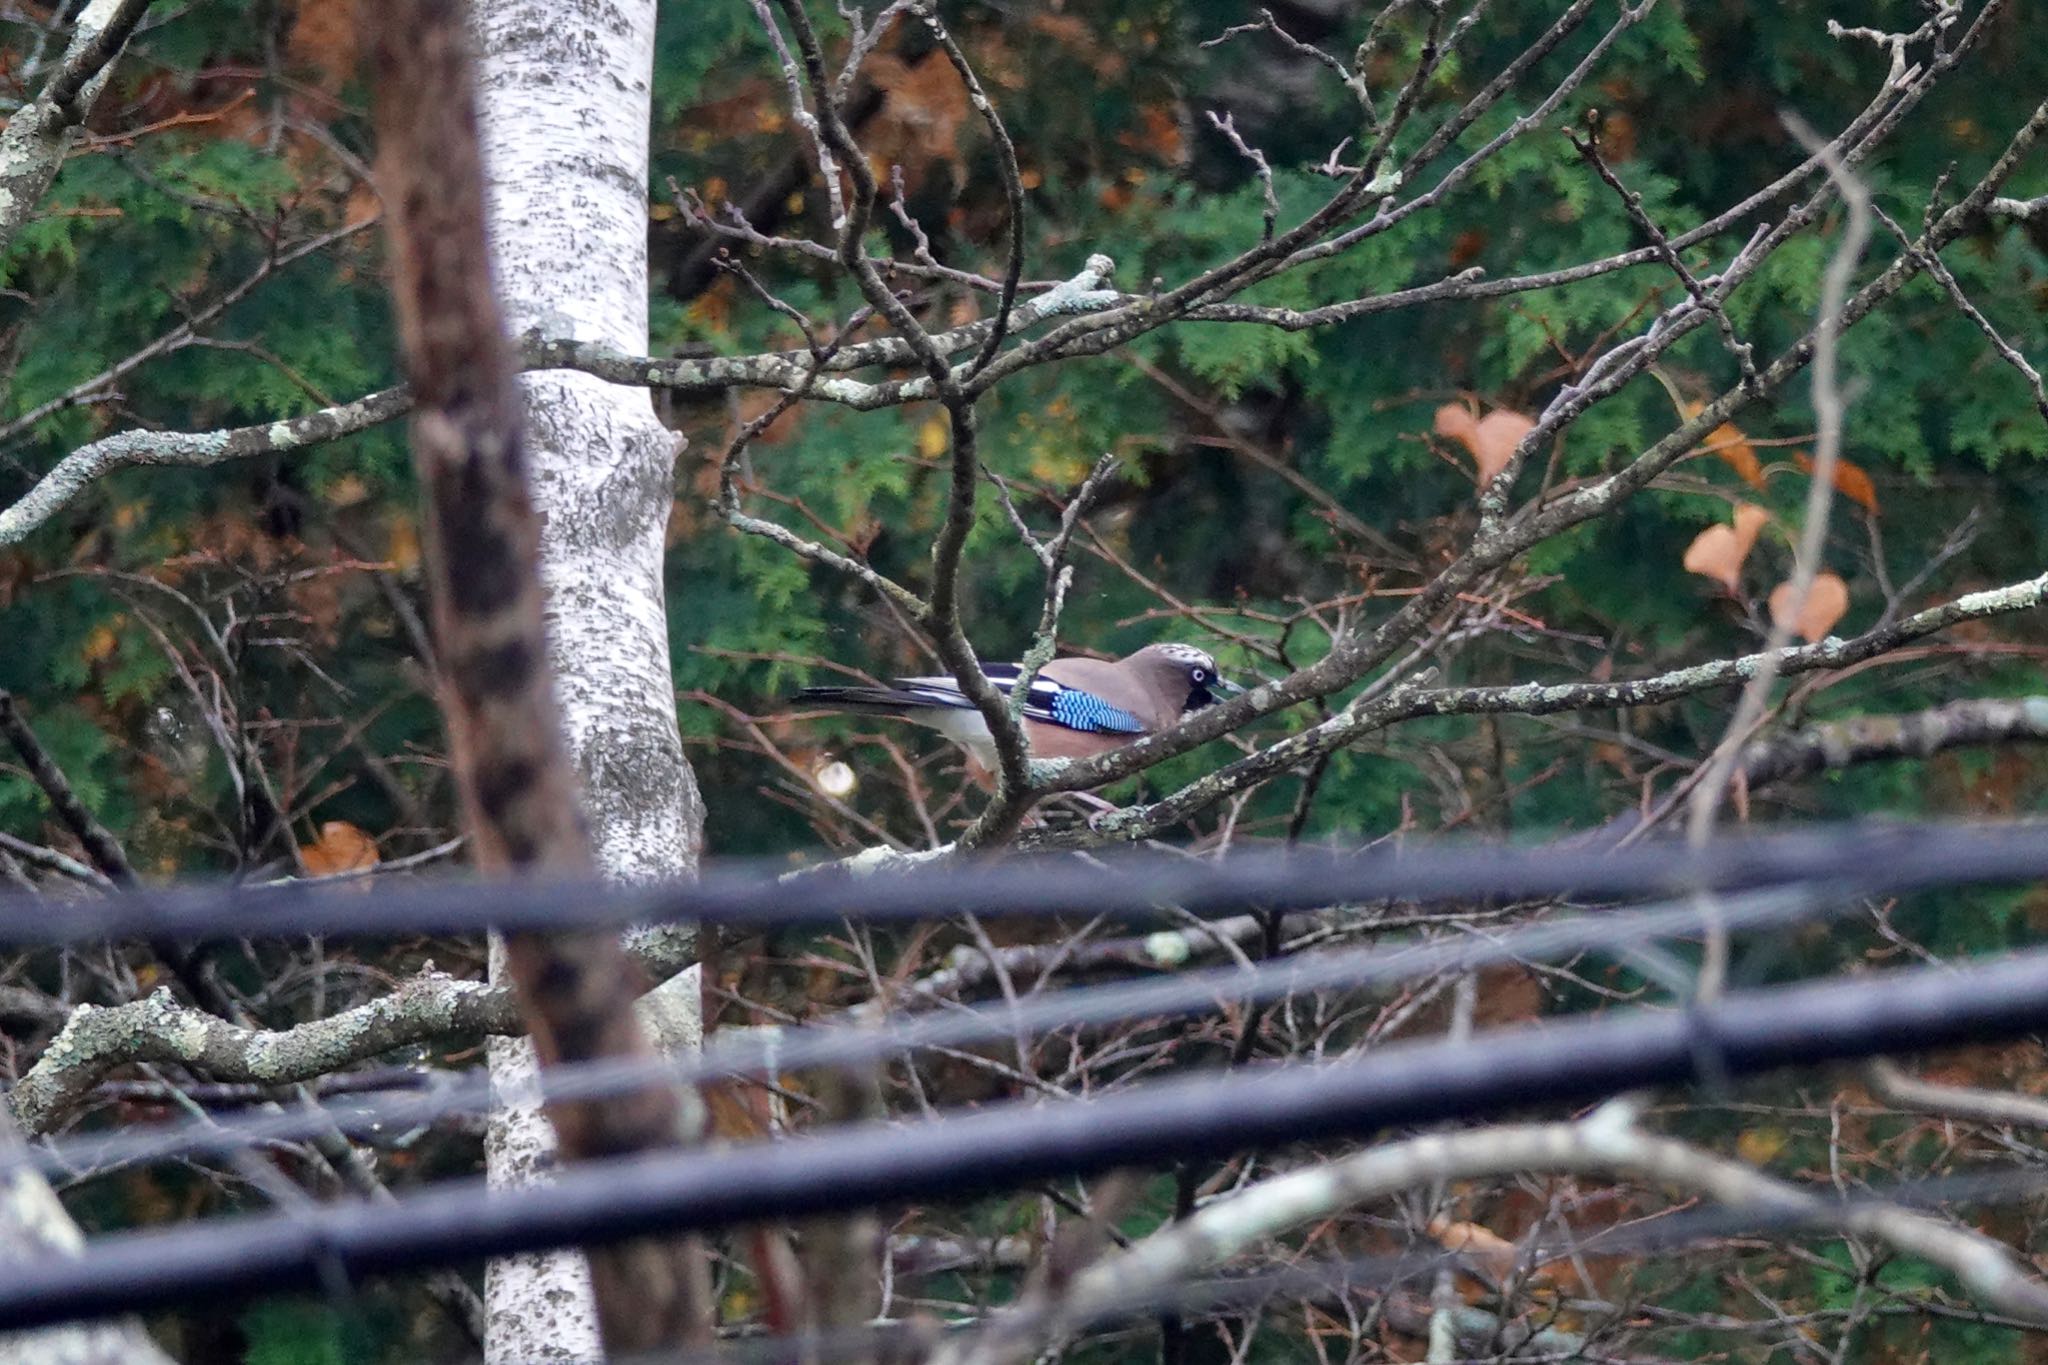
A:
[606,1164,2048,1365]
[8,941,2048,1331]
[19,882,1826,1179]
[0,819,2039,944]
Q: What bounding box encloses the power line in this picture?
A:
[605,1164,2048,1365]
[0,819,2041,944]
[21,881,1829,1179]
[9,941,2048,1332]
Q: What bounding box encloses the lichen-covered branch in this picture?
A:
[5,972,517,1137]
[0,0,153,255]
[0,255,1121,551]
[3,958,703,1145]
[0,388,410,547]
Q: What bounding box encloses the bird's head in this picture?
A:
[1128,642,1244,717]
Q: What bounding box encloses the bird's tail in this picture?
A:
[793,685,946,715]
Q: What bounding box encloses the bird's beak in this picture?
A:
[1213,676,1246,699]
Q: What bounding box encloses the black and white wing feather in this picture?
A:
[890,664,1147,735]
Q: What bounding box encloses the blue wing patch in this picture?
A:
[890,667,1146,735]
[1047,686,1146,735]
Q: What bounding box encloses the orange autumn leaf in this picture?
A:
[1681,503,1769,593]
[300,820,379,880]
[1434,403,1536,485]
[1703,422,1765,488]
[1792,451,1882,515]
[1426,1217,1522,1283]
[1768,571,1850,643]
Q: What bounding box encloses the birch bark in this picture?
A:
[0,1111,173,1365]
[469,2,702,1359]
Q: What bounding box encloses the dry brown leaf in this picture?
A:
[1471,410,1535,483]
[1682,525,1746,593]
[865,51,970,189]
[1732,502,1771,550]
[286,4,359,93]
[1116,104,1184,162]
[1434,404,1535,484]
[300,820,379,880]
[1432,402,1479,446]
[1768,571,1850,642]
[1792,451,1882,515]
[1683,504,1770,593]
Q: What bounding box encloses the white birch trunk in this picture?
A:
[470,3,702,1359]
[0,1111,173,1365]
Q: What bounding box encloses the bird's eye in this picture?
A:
[1191,667,1209,682]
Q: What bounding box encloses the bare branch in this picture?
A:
[1869,1058,2048,1130]
[1206,110,1279,241]
[942,1105,2048,1365]
[0,692,135,885]
[1871,201,2048,423]
[1683,112,1873,1000]
[1741,697,2048,789]
[1044,565,2048,846]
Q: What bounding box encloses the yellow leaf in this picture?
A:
[1737,1126,1788,1164]
[82,624,119,663]
[915,415,950,459]
[324,474,370,508]
[387,518,421,573]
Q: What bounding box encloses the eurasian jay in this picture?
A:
[795,642,1244,767]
